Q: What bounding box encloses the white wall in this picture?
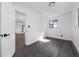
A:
[15,22,23,33]
[45,12,73,40]
[25,12,46,45]
[15,11,25,33]
[72,2,79,53]
[13,3,45,46]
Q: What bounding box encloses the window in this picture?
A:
[49,19,58,28]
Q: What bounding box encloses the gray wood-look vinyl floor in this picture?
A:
[13,34,79,57]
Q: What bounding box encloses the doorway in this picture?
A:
[15,11,26,50]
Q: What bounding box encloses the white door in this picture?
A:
[0,2,15,57]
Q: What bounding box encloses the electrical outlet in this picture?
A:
[61,34,63,37]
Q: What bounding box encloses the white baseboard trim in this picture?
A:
[72,41,79,54]
[25,40,38,46]
[10,49,15,57]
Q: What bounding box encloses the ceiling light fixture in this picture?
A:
[49,2,55,7]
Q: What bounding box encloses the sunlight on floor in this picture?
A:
[39,36,51,43]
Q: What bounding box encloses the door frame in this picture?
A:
[15,9,26,50]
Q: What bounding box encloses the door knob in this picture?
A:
[4,34,10,37]
[0,34,4,37]
[0,34,10,37]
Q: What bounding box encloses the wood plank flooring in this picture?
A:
[15,33,25,50]
[13,36,79,57]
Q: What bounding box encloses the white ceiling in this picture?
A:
[13,2,73,17]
